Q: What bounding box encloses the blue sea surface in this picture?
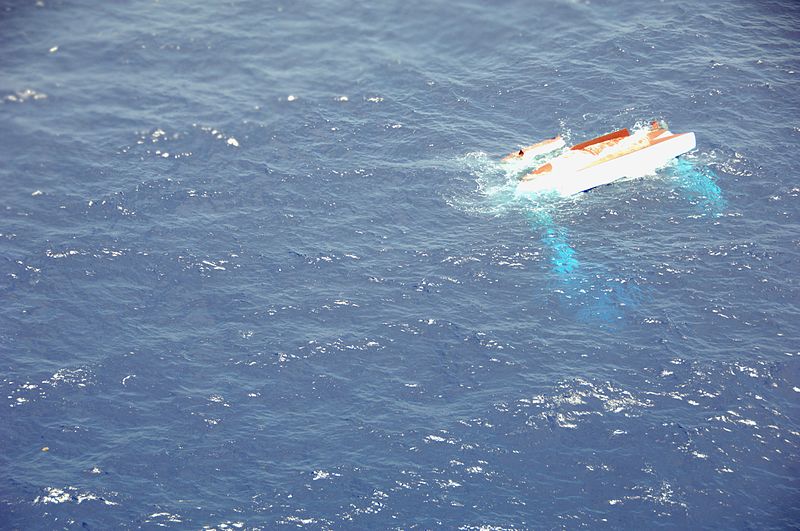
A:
[2,0,799,528]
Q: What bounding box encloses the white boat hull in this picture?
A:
[516,132,696,196]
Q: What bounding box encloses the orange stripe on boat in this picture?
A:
[521,162,552,180]
[532,162,552,174]
[581,132,690,169]
[571,128,630,151]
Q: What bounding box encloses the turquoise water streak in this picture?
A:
[670,158,727,217]
[523,198,644,326]
[526,206,580,277]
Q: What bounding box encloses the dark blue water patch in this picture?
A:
[2,0,800,528]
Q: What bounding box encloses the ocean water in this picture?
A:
[1,0,799,528]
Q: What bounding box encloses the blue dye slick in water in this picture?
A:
[2,0,800,528]
[521,207,578,277]
[670,158,727,217]
[519,155,726,326]
[520,186,643,326]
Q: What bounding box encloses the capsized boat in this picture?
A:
[515,121,696,196]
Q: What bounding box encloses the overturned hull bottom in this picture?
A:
[516,131,696,197]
